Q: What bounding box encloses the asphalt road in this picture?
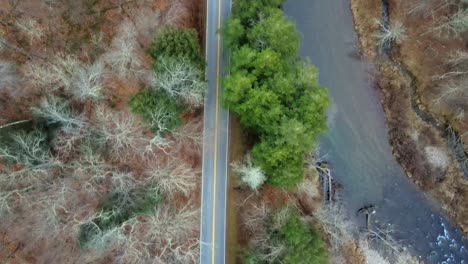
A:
[199,0,231,263]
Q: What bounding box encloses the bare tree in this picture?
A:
[146,204,200,263]
[24,56,106,100]
[71,61,105,101]
[104,21,143,80]
[148,104,178,134]
[31,96,86,132]
[23,56,80,91]
[134,9,162,46]
[0,129,60,185]
[150,56,205,108]
[376,20,407,48]
[359,236,418,264]
[94,106,145,159]
[435,50,468,80]
[146,160,199,197]
[145,134,173,156]
[247,207,290,263]
[15,18,44,45]
[172,118,204,158]
[0,61,19,91]
[314,203,354,253]
[51,127,91,159]
[232,154,266,191]
[164,0,189,26]
[0,186,32,216]
[241,201,270,233]
[428,7,468,37]
[0,34,31,59]
[407,0,434,16]
[173,118,203,145]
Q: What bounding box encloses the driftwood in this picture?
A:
[316,162,334,205]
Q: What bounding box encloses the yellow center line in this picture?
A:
[211,0,222,263]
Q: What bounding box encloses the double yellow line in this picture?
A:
[210,0,223,263]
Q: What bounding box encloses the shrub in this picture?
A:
[149,27,203,68]
[128,90,183,135]
[275,212,328,264]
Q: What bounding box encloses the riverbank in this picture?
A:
[350,0,468,233]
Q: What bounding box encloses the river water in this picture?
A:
[283,0,468,263]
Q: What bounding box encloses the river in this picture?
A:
[283,0,468,263]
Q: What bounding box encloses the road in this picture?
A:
[199,0,231,263]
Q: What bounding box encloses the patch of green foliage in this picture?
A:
[128,27,205,129]
[276,212,328,264]
[222,0,330,187]
[128,90,183,135]
[242,209,328,264]
[149,27,203,69]
[241,248,263,264]
[78,188,162,248]
[232,0,286,25]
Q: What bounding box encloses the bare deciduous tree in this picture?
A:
[71,61,105,101]
[314,203,354,253]
[376,20,407,48]
[0,187,32,215]
[0,130,61,185]
[241,201,270,233]
[24,56,79,91]
[173,118,203,144]
[150,56,205,108]
[232,154,266,191]
[164,0,189,26]
[24,56,106,100]
[146,160,199,197]
[145,134,173,156]
[407,0,434,16]
[359,236,418,264]
[0,61,19,91]
[146,204,200,263]
[104,21,143,80]
[246,206,290,263]
[94,106,145,159]
[15,18,44,45]
[31,96,86,132]
[428,7,468,37]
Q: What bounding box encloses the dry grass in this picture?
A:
[350,0,381,59]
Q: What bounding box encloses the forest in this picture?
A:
[0,0,204,262]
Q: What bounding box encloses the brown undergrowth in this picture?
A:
[0,0,204,263]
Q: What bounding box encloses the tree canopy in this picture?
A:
[223,0,329,187]
[149,27,203,69]
[278,213,328,264]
